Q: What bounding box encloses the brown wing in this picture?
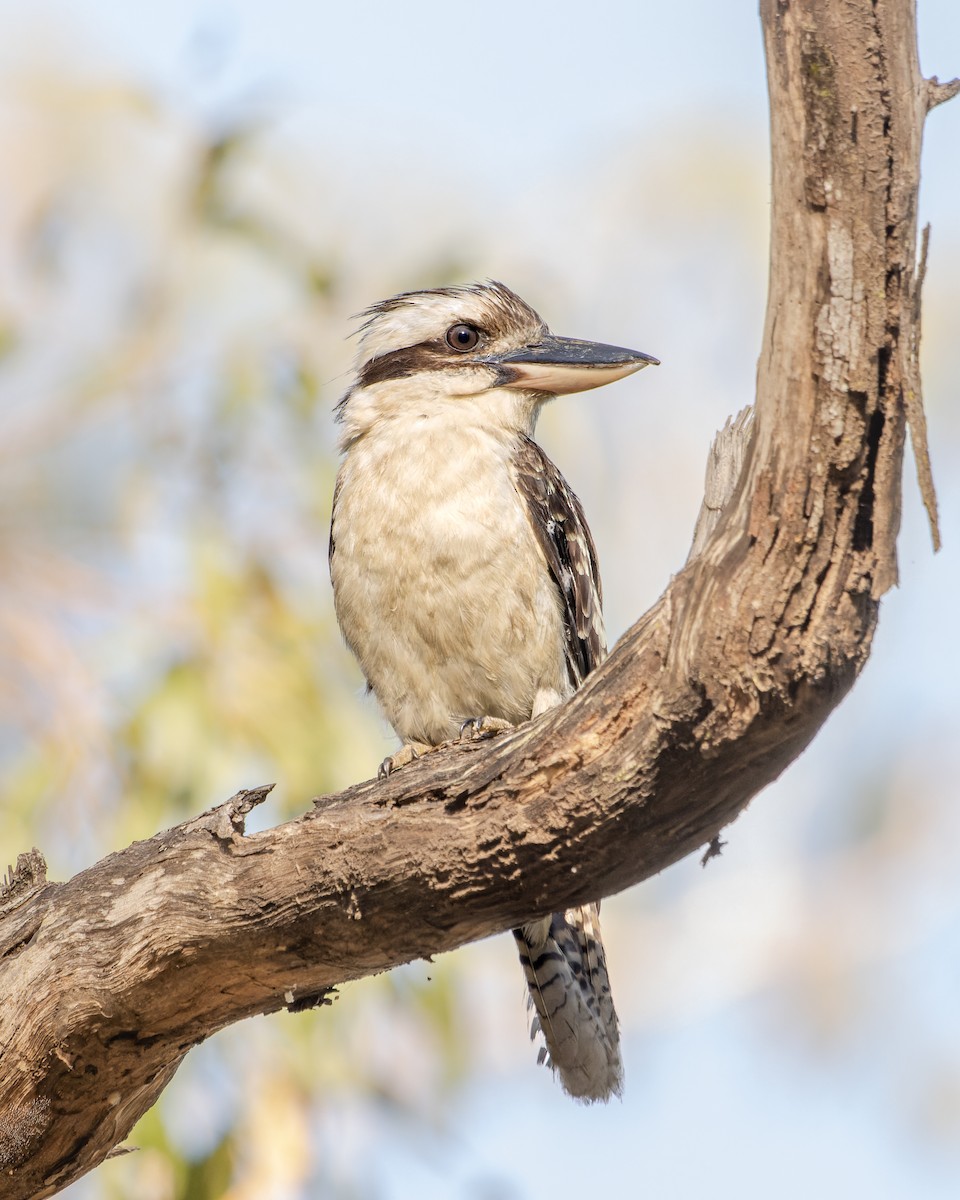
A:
[512,434,606,687]
[328,471,342,564]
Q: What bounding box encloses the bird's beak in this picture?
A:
[487,334,659,395]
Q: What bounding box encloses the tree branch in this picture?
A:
[1,2,952,1196]
[687,406,755,561]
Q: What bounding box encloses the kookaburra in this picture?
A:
[329,281,658,1102]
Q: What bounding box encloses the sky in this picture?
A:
[2,2,959,1198]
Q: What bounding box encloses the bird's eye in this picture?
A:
[445,323,480,352]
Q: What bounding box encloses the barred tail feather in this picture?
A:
[514,904,622,1102]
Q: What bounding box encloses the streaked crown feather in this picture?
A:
[353,280,547,372]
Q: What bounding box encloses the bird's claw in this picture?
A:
[377,742,431,780]
[459,716,514,742]
[378,721,512,780]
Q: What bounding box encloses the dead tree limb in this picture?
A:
[1,2,953,1196]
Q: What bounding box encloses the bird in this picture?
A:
[329,280,658,1102]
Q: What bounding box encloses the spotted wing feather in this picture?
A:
[512,435,606,688]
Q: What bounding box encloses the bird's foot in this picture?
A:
[378,721,511,779]
[459,716,514,742]
[377,741,432,780]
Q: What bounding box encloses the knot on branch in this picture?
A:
[194,784,275,842]
[0,850,47,914]
[687,406,755,561]
[926,76,960,112]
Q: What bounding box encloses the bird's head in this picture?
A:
[337,281,658,446]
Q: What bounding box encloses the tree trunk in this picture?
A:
[1,2,953,1196]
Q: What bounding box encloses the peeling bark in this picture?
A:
[0,2,953,1196]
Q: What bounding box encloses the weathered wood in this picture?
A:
[0,2,952,1196]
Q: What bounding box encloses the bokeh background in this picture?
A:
[1,2,959,1197]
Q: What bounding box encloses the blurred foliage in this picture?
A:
[0,58,482,1199]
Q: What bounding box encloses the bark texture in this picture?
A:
[1,2,952,1196]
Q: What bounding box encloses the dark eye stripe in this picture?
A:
[357,340,447,387]
[357,330,483,388]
